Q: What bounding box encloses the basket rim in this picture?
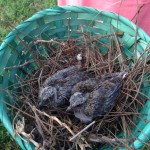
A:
[0,5,150,50]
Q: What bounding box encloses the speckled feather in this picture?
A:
[38,65,94,108]
[68,72,126,123]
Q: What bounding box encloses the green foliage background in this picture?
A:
[0,0,57,42]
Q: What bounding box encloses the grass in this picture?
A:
[0,0,57,42]
[0,0,56,149]
[0,124,20,150]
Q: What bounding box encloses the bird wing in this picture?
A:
[43,65,80,86]
[92,80,123,117]
[84,73,125,118]
[71,78,98,94]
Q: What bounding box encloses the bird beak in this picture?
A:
[66,106,72,112]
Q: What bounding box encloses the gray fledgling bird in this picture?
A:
[67,71,127,123]
[38,65,93,108]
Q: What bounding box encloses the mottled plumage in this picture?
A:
[67,71,127,123]
[38,65,93,108]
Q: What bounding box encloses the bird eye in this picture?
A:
[105,76,112,79]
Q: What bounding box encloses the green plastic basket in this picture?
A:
[0,6,150,150]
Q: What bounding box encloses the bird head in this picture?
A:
[38,86,57,108]
[67,92,86,112]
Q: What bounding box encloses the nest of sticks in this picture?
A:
[3,30,150,150]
